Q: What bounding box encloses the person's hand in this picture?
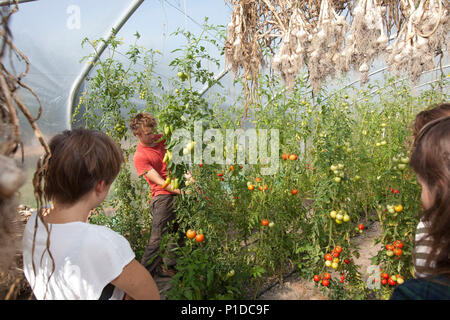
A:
[184,171,195,183]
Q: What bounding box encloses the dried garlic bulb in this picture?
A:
[340,0,387,83]
[387,0,449,83]
[307,0,348,92]
[272,8,310,89]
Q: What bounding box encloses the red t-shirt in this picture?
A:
[133,134,172,198]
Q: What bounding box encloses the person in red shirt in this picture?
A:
[130,112,181,278]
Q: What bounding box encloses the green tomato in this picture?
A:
[343,214,350,222]
[334,177,341,183]
[329,211,337,219]
[386,250,394,257]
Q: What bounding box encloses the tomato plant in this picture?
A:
[76,19,449,300]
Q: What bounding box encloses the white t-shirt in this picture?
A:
[22,211,135,300]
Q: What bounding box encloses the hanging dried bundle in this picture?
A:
[225,0,449,94]
[0,3,49,281]
[271,7,311,89]
[339,0,388,83]
[386,0,449,83]
[307,0,349,91]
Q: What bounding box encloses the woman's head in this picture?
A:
[44,128,124,205]
[410,116,450,277]
[411,103,450,147]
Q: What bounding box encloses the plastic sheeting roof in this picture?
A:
[10,0,234,204]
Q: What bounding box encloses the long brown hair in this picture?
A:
[31,128,124,298]
[410,116,450,279]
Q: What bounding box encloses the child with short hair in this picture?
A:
[22,128,160,300]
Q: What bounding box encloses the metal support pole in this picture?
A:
[67,0,144,129]
[0,0,37,7]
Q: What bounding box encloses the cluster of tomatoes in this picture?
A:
[281,153,298,161]
[385,204,403,214]
[330,163,345,183]
[313,272,347,287]
[392,154,410,171]
[261,219,275,228]
[323,246,345,270]
[329,209,350,224]
[313,272,332,287]
[389,187,400,194]
[216,165,243,181]
[385,240,404,257]
[247,177,269,191]
[186,229,205,243]
[380,271,405,286]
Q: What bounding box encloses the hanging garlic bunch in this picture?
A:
[224,2,263,81]
[307,0,348,92]
[271,8,310,89]
[340,0,387,83]
[386,0,449,83]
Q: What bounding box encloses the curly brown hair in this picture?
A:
[129,112,157,136]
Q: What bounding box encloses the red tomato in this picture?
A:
[282,153,288,160]
[314,275,320,282]
[217,173,224,177]
[393,248,403,256]
[195,233,205,243]
[386,244,395,251]
[388,278,396,286]
[358,224,364,230]
[248,184,255,191]
[199,163,203,167]
[324,273,331,280]
[381,279,388,285]
[291,189,298,195]
[381,273,389,279]
[255,177,262,183]
[332,251,340,258]
[322,279,330,287]
[261,219,269,227]
[344,258,351,265]
[289,154,298,161]
[394,240,404,249]
[325,254,333,261]
[334,246,342,253]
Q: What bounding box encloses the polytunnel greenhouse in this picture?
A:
[0,0,449,304]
